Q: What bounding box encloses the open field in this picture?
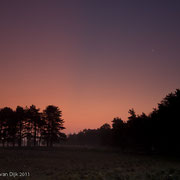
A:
[0,146,180,180]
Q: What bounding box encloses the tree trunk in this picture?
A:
[19,122,22,147]
[34,123,36,147]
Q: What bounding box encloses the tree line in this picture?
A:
[0,105,66,147]
[68,89,180,154]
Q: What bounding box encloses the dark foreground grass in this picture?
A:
[0,146,180,180]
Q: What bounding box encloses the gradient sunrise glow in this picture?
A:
[0,0,180,133]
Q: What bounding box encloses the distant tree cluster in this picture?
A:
[68,89,180,154]
[0,105,66,147]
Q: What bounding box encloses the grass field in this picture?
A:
[0,146,180,180]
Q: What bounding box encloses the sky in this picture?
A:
[0,0,180,134]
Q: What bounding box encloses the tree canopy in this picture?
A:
[67,89,180,154]
[0,105,66,147]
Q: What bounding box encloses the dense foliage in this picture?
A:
[1,89,180,153]
[0,105,66,147]
[68,89,180,154]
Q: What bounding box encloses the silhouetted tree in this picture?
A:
[28,105,42,146]
[127,109,136,122]
[126,109,152,151]
[99,123,111,145]
[43,105,65,147]
[0,107,16,147]
[111,117,125,147]
[0,108,5,147]
[1,89,180,153]
[151,89,180,153]
[24,107,33,146]
[15,106,26,147]
[0,105,66,147]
